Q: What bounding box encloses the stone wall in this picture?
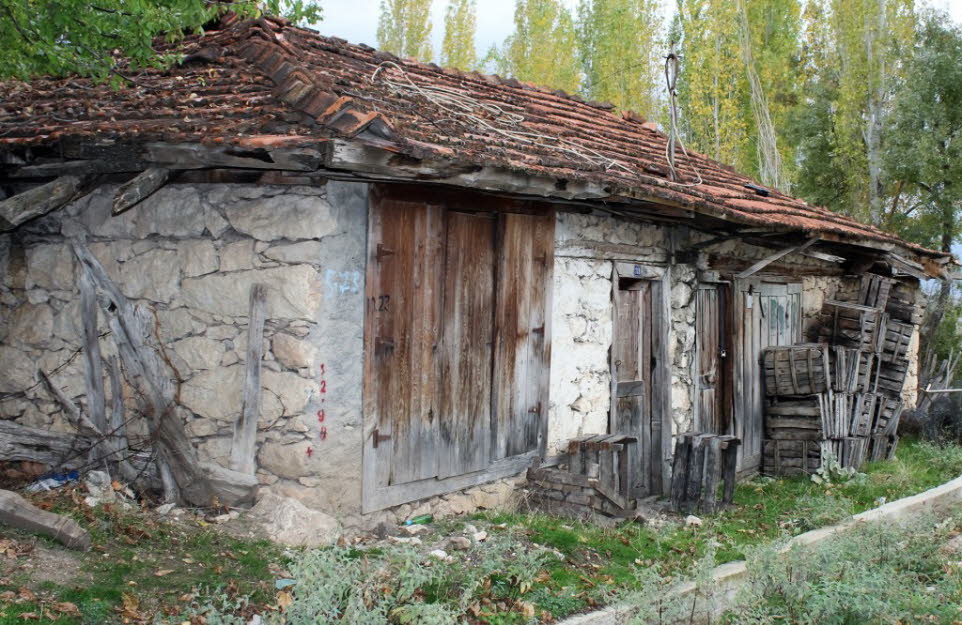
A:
[0,181,370,522]
[548,211,699,452]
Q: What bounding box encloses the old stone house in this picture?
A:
[0,16,951,530]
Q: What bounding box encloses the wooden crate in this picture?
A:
[763,345,831,396]
[857,274,894,310]
[871,397,904,436]
[831,347,875,393]
[886,282,925,325]
[820,392,877,439]
[874,359,908,396]
[879,319,914,364]
[868,434,899,462]
[824,300,887,352]
[765,396,823,440]
[822,437,869,469]
[762,438,821,475]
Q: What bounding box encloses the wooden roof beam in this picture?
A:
[0,175,87,231]
[735,238,819,279]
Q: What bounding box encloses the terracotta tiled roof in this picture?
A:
[0,16,946,260]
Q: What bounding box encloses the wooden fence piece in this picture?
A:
[0,489,91,550]
[670,433,739,514]
[230,284,267,476]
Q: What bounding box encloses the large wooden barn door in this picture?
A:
[612,276,655,498]
[363,185,554,511]
[696,284,731,434]
[733,280,801,472]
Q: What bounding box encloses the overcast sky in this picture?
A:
[314,0,962,57]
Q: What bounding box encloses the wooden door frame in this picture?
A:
[609,262,672,496]
[361,185,551,513]
[694,281,734,434]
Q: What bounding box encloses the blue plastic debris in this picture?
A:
[24,470,80,493]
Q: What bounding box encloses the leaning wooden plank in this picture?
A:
[39,370,101,438]
[0,175,85,231]
[79,270,107,432]
[72,239,256,507]
[112,168,171,215]
[0,421,90,468]
[229,284,267,475]
[735,238,818,279]
[0,489,91,551]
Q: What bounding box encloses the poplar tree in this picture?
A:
[442,0,478,70]
[498,0,582,94]
[576,0,664,120]
[377,0,435,62]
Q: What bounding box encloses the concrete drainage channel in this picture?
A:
[559,474,962,625]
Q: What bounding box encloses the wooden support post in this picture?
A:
[230,284,267,475]
[112,168,172,215]
[0,175,86,231]
[700,436,723,513]
[0,489,91,550]
[669,434,692,512]
[721,438,740,504]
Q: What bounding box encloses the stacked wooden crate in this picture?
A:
[762,275,921,476]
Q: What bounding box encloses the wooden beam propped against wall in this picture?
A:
[0,175,87,231]
[735,238,819,279]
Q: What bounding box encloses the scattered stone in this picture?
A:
[472,531,488,543]
[155,503,176,516]
[389,536,422,546]
[429,549,451,562]
[82,471,115,507]
[401,524,429,536]
[464,524,478,534]
[249,493,340,548]
[448,537,471,551]
[685,515,703,527]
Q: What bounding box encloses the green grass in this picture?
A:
[0,491,285,625]
[473,437,962,621]
[3,438,961,624]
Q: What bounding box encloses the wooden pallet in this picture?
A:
[831,347,875,394]
[822,437,869,469]
[886,282,925,325]
[824,300,887,352]
[763,344,831,396]
[879,319,914,365]
[763,438,822,475]
[765,396,823,440]
[669,433,740,514]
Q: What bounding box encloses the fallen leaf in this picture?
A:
[154,569,174,577]
[276,590,293,611]
[53,602,80,616]
[111,481,123,491]
[17,612,38,620]
[17,588,36,602]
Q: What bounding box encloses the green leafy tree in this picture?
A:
[377,0,434,62]
[498,0,581,94]
[576,0,663,120]
[441,0,478,70]
[0,0,322,81]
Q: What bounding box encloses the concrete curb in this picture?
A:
[558,474,962,625]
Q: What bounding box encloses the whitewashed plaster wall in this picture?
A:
[547,211,699,454]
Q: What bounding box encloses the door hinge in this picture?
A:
[376,244,395,263]
[372,428,391,448]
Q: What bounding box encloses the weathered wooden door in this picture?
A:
[733,280,801,472]
[364,185,554,511]
[612,277,655,498]
[696,284,731,434]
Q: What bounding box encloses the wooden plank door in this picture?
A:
[612,277,654,498]
[696,284,731,434]
[733,280,801,472]
[365,189,445,487]
[492,211,555,460]
[437,211,497,478]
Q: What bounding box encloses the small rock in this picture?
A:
[685,515,703,527]
[464,524,478,534]
[448,537,471,551]
[210,514,232,524]
[389,536,422,546]
[472,531,488,543]
[247,616,263,625]
[429,549,451,561]
[155,503,176,516]
[401,524,429,536]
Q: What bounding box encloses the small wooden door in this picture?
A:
[696,284,731,434]
[733,280,801,472]
[612,277,655,498]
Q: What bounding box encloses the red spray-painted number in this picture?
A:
[306,446,314,458]
[320,426,327,441]
[317,409,325,423]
